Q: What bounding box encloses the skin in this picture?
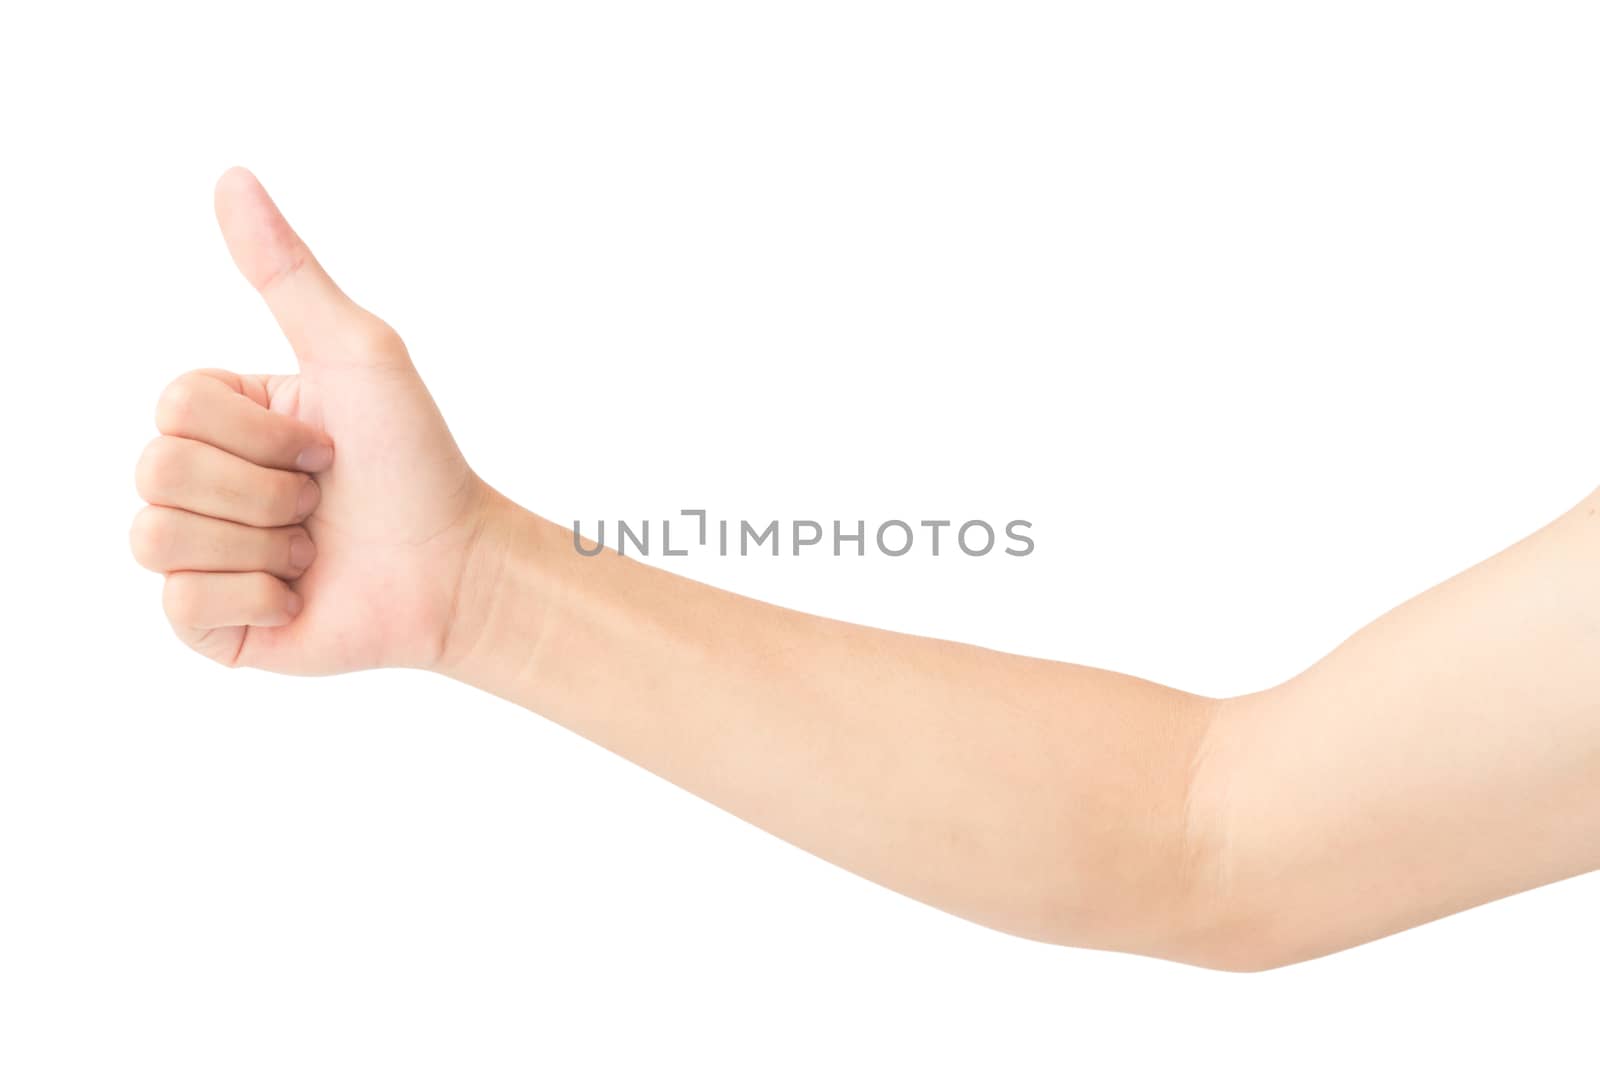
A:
[132,168,1600,971]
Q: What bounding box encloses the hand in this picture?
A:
[131,168,494,674]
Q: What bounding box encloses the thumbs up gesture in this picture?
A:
[131,169,498,673]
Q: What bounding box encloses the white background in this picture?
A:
[3,2,1599,1063]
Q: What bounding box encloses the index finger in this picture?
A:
[155,369,334,473]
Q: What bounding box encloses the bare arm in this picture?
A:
[133,169,1600,971]
[438,486,1600,970]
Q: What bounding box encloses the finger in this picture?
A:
[130,506,316,579]
[155,370,334,473]
[164,571,302,630]
[213,166,357,357]
[136,436,319,527]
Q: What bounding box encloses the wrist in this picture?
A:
[435,486,566,695]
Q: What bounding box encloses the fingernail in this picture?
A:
[289,534,316,570]
[296,444,334,472]
[297,479,321,518]
[284,591,303,619]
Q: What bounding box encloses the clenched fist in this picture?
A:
[131,168,498,674]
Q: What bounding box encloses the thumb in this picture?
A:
[213,167,362,360]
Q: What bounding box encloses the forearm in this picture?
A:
[443,491,1219,961]
[444,485,1600,971]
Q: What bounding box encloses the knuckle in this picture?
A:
[161,574,202,624]
[135,436,184,498]
[128,507,171,568]
[345,311,403,354]
[154,373,209,433]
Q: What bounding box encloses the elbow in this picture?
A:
[1046,771,1327,969]
[1118,889,1323,974]
[1158,696,1323,972]
[1000,692,1328,972]
[1140,839,1332,973]
[1037,882,1324,974]
[999,852,1315,972]
[1162,903,1322,973]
